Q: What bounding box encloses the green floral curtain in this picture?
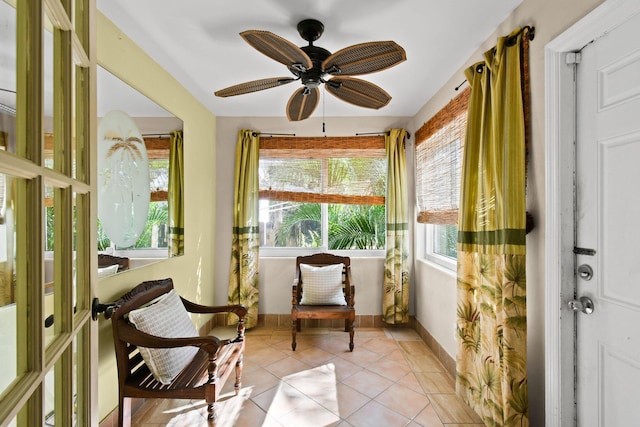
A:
[168,130,184,257]
[456,28,528,426]
[227,129,260,328]
[383,128,409,324]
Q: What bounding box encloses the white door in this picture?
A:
[575,11,640,426]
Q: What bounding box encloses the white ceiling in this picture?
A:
[97,0,522,119]
[1,1,524,120]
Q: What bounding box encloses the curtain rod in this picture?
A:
[455,25,535,91]
[253,131,411,138]
[355,131,411,140]
[253,132,296,137]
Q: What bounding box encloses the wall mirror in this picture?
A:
[97,65,184,276]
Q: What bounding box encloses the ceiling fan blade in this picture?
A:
[214,77,296,97]
[322,41,406,76]
[286,86,319,121]
[241,30,312,70]
[325,77,391,109]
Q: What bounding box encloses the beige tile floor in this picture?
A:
[131,327,483,426]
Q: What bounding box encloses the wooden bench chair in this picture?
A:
[98,253,130,272]
[108,278,247,426]
[291,253,355,352]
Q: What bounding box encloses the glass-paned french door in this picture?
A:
[0,0,95,425]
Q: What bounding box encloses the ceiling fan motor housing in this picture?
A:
[300,45,331,89]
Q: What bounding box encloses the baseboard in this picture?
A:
[209,312,417,330]
[411,318,456,380]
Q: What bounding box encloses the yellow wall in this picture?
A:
[95,12,217,421]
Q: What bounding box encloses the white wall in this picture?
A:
[214,116,413,316]
[410,0,604,425]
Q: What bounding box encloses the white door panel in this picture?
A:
[576,11,640,426]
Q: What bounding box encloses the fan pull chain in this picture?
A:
[322,86,326,135]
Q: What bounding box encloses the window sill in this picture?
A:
[419,254,457,273]
[259,248,385,258]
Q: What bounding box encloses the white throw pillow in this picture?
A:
[97,264,119,278]
[299,263,346,305]
[128,289,199,384]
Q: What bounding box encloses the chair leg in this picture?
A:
[348,320,355,352]
[344,318,349,332]
[291,319,297,351]
[234,353,243,395]
[207,402,217,426]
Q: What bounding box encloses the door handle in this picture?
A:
[568,296,594,314]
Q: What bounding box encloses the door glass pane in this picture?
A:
[44,367,54,426]
[71,64,77,179]
[44,184,55,347]
[72,335,78,426]
[44,19,54,169]
[0,1,16,154]
[72,193,77,312]
[0,172,17,397]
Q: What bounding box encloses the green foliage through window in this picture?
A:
[264,202,385,250]
[433,224,457,259]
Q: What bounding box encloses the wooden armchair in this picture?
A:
[108,278,247,427]
[291,253,355,352]
[98,253,130,272]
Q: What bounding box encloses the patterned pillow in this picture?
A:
[299,263,346,305]
[128,289,199,384]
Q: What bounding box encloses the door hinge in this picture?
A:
[566,52,582,64]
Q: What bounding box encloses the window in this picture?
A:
[415,88,470,265]
[259,136,386,255]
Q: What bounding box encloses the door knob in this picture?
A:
[568,296,594,314]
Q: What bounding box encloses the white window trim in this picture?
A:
[260,246,385,258]
[424,224,456,270]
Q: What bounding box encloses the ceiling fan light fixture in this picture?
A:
[216,19,406,121]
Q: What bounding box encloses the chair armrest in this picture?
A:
[180,300,247,341]
[119,322,221,354]
[345,268,354,286]
[348,285,355,306]
[181,299,248,318]
[292,277,302,306]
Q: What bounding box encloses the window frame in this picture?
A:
[415,88,470,269]
[424,224,457,270]
[258,135,387,258]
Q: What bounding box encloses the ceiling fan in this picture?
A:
[214,19,406,121]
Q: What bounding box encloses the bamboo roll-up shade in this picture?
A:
[415,88,470,224]
[259,135,386,206]
[259,135,385,158]
[259,190,384,206]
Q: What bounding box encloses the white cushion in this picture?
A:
[97,264,119,278]
[128,289,199,384]
[299,263,346,305]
